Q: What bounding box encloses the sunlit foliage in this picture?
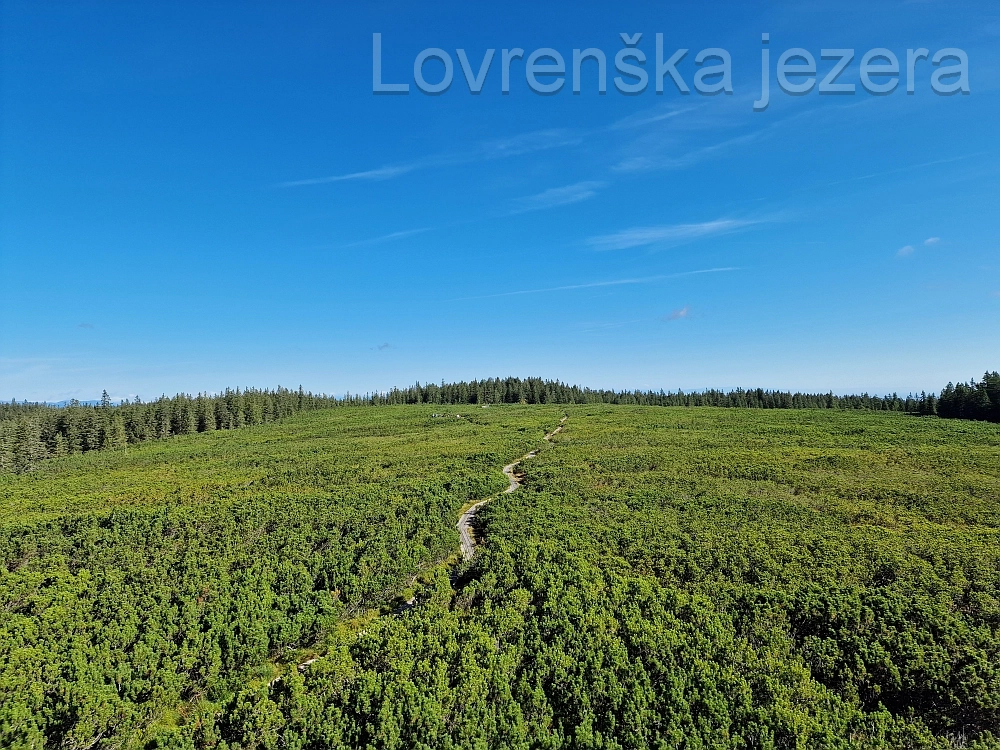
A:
[2,405,998,748]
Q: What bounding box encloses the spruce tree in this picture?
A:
[12,419,47,473]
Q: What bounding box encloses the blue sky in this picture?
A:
[2,1,998,401]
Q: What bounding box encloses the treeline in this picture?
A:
[357,376,940,413]
[938,371,1000,423]
[2,373,990,474]
[0,387,336,474]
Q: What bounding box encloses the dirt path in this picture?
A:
[280,416,568,682]
[457,416,566,561]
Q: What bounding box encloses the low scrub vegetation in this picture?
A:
[2,405,998,748]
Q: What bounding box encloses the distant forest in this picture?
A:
[1,373,996,473]
[938,371,1000,423]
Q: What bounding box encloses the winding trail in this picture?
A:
[457,416,567,561]
[274,416,568,683]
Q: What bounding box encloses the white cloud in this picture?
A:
[512,181,602,213]
[608,105,695,131]
[342,227,432,248]
[924,236,940,245]
[278,128,583,189]
[613,131,763,173]
[279,164,416,187]
[827,152,985,188]
[479,129,582,159]
[588,219,757,251]
[452,267,737,301]
[897,245,915,257]
[664,306,690,321]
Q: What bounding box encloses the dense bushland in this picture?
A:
[2,405,998,748]
[0,406,557,749]
[0,377,945,474]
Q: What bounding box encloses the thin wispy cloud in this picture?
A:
[511,181,602,213]
[663,306,690,321]
[924,236,941,245]
[342,227,432,248]
[609,96,796,173]
[613,103,850,175]
[580,305,695,333]
[452,267,738,301]
[479,128,582,159]
[279,128,583,188]
[897,245,916,257]
[279,164,417,188]
[608,105,696,131]
[588,219,758,252]
[825,152,989,188]
[338,110,707,189]
[279,99,798,194]
[614,130,762,173]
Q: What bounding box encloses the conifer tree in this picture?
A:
[103,411,127,452]
[12,419,47,473]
